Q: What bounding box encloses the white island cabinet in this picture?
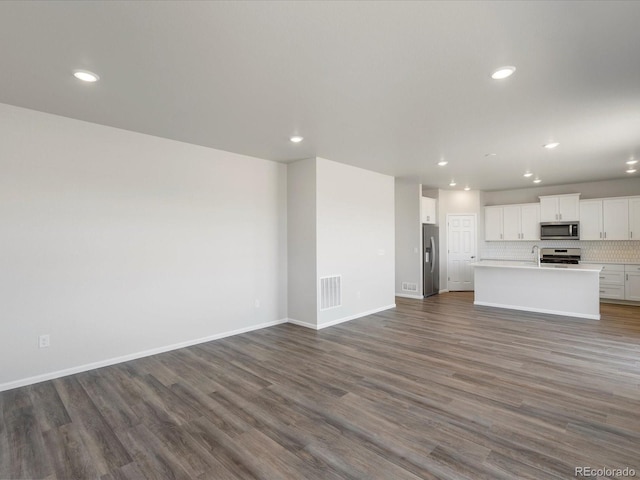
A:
[472,261,601,320]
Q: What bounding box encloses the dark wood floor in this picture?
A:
[1,293,640,479]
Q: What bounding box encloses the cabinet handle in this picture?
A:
[599,276,605,279]
[599,232,602,239]
[627,274,629,281]
[559,213,562,220]
[631,231,633,239]
[604,232,607,239]
[600,290,605,293]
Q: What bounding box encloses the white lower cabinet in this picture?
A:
[625,265,640,301]
[587,264,625,300]
[584,263,640,302]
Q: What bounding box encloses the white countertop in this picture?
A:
[471,260,601,272]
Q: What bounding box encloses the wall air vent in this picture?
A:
[319,275,342,310]
[402,282,418,292]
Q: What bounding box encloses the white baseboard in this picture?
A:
[600,299,640,306]
[439,289,450,293]
[0,318,288,393]
[287,304,396,330]
[474,301,600,320]
[395,293,424,299]
[287,318,317,329]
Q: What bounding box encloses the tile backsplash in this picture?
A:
[481,240,640,264]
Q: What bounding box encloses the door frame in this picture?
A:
[445,213,478,292]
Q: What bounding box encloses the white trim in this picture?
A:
[287,304,397,331]
[0,318,288,393]
[316,304,396,330]
[287,318,317,329]
[395,293,424,299]
[474,301,600,320]
[439,289,450,294]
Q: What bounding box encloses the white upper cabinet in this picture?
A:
[520,204,541,240]
[485,206,504,241]
[579,200,604,240]
[539,194,580,222]
[421,196,437,224]
[484,203,539,241]
[603,198,629,240]
[629,196,640,240]
[502,205,521,241]
[579,198,629,241]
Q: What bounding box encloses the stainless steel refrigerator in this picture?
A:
[423,224,440,297]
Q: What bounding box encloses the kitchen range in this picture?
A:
[539,248,581,265]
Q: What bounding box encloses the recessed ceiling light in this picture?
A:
[437,160,448,166]
[484,153,497,157]
[491,66,516,80]
[626,159,638,165]
[464,186,470,191]
[73,70,100,82]
[533,178,542,184]
[449,181,457,187]
[626,168,637,174]
[523,172,533,178]
[544,142,559,149]
[289,135,304,143]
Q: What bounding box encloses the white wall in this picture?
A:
[287,158,317,325]
[316,158,395,327]
[0,103,287,390]
[394,179,422,297]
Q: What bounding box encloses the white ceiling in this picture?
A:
[1,1,639,191]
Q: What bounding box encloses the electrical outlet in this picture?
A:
[254,299,260,308]
[39,334,50,348]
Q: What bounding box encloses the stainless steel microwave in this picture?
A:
[540,222,580,240]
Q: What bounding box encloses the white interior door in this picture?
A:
[447,214,477,291]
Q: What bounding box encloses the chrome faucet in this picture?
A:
[531,245,540,267]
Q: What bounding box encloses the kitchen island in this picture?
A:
[472,261,601,320]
